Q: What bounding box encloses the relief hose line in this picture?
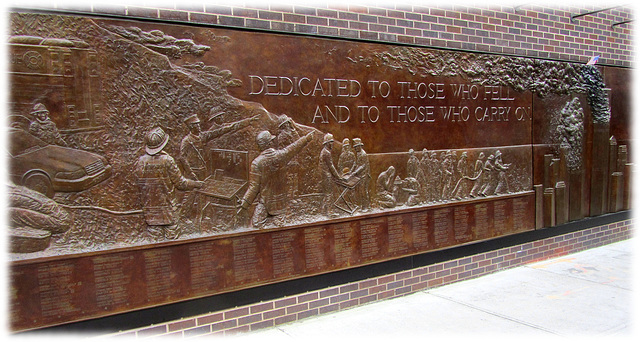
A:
[58,203,143,216]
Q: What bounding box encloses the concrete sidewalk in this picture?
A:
[232,239,635,339]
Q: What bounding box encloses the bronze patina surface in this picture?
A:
[6,12,631,331]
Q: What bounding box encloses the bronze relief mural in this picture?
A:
[7,12,539,255]
[6,12,631,331]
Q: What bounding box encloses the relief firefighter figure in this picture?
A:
[178,113,256,221]
[333,137,370,215]
[407,148,427,203]
[376,166,397,208]
[28,103,67,147]
[351,138,371,212]
[406,149,420,180]
[238,130,315,228]
[275,115,302,205]
[425,151,440,203]
[453,152,469,199]
[337,138,356,175]
[469,152,486,198]
[136,127,203,240]
[441,151,455,200]
[179,113,255,182]
[318,133,346,217]
[276,115,300,149]
[480,154,496,196]
[493,150,511,194]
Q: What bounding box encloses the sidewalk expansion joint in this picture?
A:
[427,292,560,335]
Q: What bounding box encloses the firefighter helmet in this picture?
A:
[323,133,334,145]
[256,130,275,150]
[145,127,169,155]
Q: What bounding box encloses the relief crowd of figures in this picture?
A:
[7,48,519,245]
[376,149,510,208]
[134,112,516,239]
[9,102,518,246]
[327,141,513,216]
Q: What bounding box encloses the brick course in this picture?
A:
[19,2,633,66]
[106,219,633,338]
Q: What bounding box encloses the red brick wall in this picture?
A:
[24,2,633,66]
[107,218,633,338]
